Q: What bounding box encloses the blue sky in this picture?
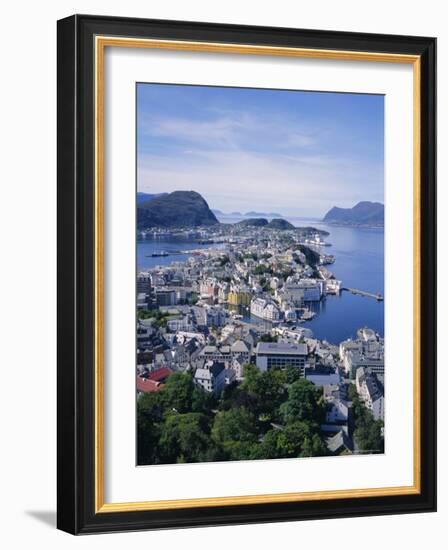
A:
[137,83,384,218]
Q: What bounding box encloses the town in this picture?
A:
[136,222,385,464]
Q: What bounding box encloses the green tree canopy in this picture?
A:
[158,412,211,464]
[351,392,384,453]
[137,409,160,465]
[280,379,324,424]
[138,390,164,421]
[257,422,327,460]
[212,407,258,460]
[241,365,287,419]
[285,366,302,384]
[259,333,278,343]
[159,372,195,413]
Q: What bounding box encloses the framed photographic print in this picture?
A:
[57,15,436,534]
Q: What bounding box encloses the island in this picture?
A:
[137,190,219,229]
[323,201,384,227]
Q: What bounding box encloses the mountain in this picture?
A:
[236,218,269,227]
[245,211,282,218]
[323,201,384,226]
[235,218,295,230]
[267,218,295,230]
[213,210,244,217]
[136,192,167,204]
[137,191,219,229]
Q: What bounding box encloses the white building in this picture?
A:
[166,315,194,333]
[344,350,384,380]
[199,345,231,364]
[255,342,308,372]
[323,384,350,424]
[194,361,226,394]
[340,328,384,379]
[250,297,282,321]
[230,340,250,364]
[294,279,324,302]
[230,357,245,380]
[325,279,342,295]
[356,368,385,421]
[282,284,305,306]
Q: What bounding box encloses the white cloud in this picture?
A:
[139,110,316,154]
[137,109,383,216]
[137,148,382,217]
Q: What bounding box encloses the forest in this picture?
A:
[138,366,345,465]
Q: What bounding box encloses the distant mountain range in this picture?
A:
[137,191,219,229]
[245,210,283,218]
[212,209,243,217]
[323,201,384,227]
[139,190,380,231]
[213,209,283,218]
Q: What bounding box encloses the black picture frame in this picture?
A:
[57,14,436,535]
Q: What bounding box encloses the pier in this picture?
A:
[342,287,383,301]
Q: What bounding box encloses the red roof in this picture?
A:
[137,377,164,393]
[148,367,173,382]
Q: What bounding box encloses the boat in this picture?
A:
[148,251,169,257]
[300,308,316,321]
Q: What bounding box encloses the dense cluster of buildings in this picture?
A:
[136,224,384,454]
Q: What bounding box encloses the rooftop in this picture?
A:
[148,367,172,382]
[136,377,164,393]
[256,342,308,356]
[231,340,249,353]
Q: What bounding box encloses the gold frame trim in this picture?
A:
[94,36,421,514]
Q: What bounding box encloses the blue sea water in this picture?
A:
[137,235,225,270]
[299,222,384,343]
[137,221,384,345]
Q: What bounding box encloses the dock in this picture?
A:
[342,287,383,301]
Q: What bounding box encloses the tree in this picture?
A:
[212,407,258,460]
[285,366,302,384]
[188,292,199,305]
[160,372,195,413]
[158,412,212,464]
[347,382,358,401]
[354,417,384,453]
[241,365,287,419]
[300,432,328,457]
[137,390,164,422]
[257,422,327,459]
[191,385,216,413]
[253,264,273,275]
[137,408,160,465]
[219,384,258,413]
[259,333,278,343]
[280,379,324,424]
[350,390,384,453]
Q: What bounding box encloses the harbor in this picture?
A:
[138,221,384,343]
[342,287,384,301]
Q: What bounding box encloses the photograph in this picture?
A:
[55,13,436,535]
[135,83,385,466]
